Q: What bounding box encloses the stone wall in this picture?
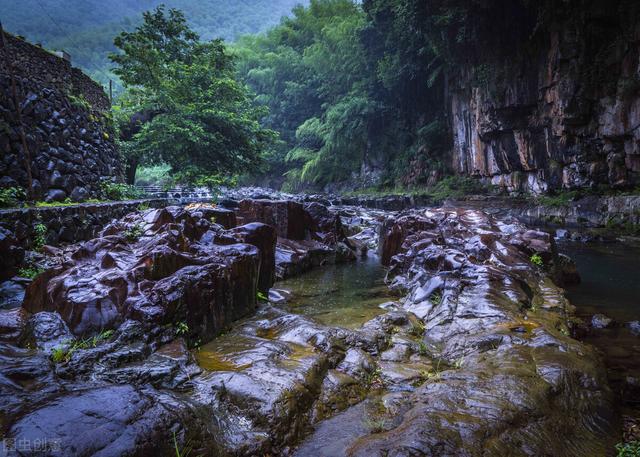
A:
[0,199,166,251]
[0,33,122,202]
[449,1,640,194]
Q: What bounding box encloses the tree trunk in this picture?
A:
[125,156,138,185]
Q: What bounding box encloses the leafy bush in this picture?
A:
[135,164,173,187]
[124,223,144,242]
[616,441,640,457]
[33,223,48,251]
[530,253,543,267]
[17,264,45,279]
[0,187,26,208]
[175,322,189,336]
[100,181,142,201]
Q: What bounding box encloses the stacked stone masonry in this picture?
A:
[0,33,122,202]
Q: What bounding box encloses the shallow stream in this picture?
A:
[559,241,640,432]
[275,254,391,329]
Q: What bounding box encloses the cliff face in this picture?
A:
[449,1,640,194]
[0,33,121,202]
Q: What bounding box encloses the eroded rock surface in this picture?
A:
[237,199,356,279]
[344,208,614,456]
[0,202,616,456]
[21,206,270,341]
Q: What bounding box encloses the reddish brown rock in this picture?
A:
[230,222,277,294]
[237,199,310,240]
[236,199,357,279]
[377,214,438,266]
[22,207,262,342]
[184,203,237,229]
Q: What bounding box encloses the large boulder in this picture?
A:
[4,384,219,457]
[22,207,264,343]
[237,199,311,240]
[236,199,356,279]
[230,222,277,294]
[184,202,237,229]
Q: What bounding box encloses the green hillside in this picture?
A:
[0,0,307,89]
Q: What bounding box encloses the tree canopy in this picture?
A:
[112,7,275,184]
[233,0,454,191]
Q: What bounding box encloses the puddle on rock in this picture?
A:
[276,255,391,329]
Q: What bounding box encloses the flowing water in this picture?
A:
[275,254,391,329]
[195,254,391,370]
[559,241,640,425]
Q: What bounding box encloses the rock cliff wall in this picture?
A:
[0,33,122,202]
[449,0,640,194]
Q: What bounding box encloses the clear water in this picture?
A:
[560,241,640,322]
[275,254,391,329]
[559,241,640,416]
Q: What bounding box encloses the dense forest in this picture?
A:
[0,0,307,90]
[110,0,470,191]
[2,0,525,192]
[234,0,451,191]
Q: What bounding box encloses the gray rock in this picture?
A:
[21,312,73,352]
[0,280,26,310]
[626,321,640,335]
[69,186,88,202]
[4,385,217,457]
[45,188,67,202]
[591,313,615,329]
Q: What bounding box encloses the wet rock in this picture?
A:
[552,252,581,286]
[268,288,291,304]
[230,222,277,294]
[4,384,217,457]
[106,338,201,389]
[20,311,73,352]
[377,213,437,266]
[237,199,310,240]
[190,306,336,455]
[592,313,615,329]
[45,188,67,202]
[355,207,616,456]
[0,308,27,342]
[236,199,357,279]
[0,280,26,309]
[304,202,352,246]
[184,202,237,229]
[22,207,262,343]
[275,238,336,279]
[627,321,640,336]
[69,186,88,202]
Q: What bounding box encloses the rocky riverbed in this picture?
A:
[0,196,626,456]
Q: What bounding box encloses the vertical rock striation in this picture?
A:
[449,1,640,193]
